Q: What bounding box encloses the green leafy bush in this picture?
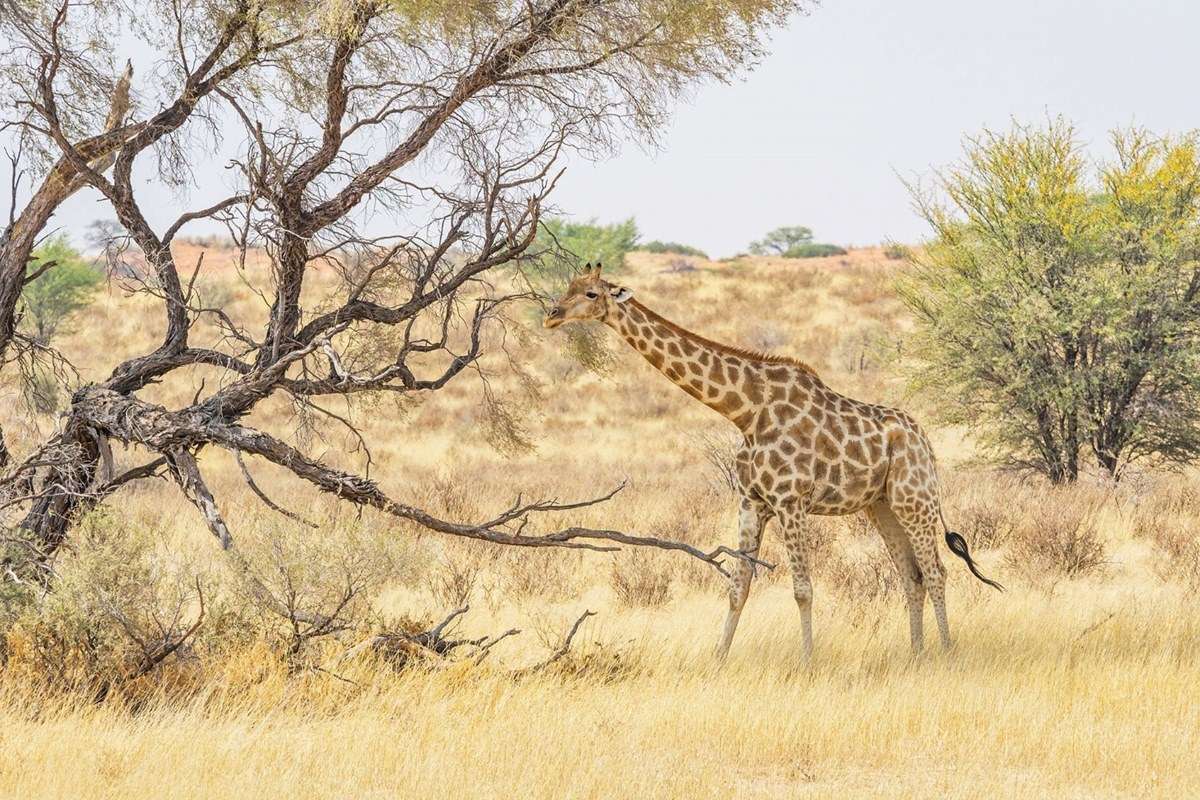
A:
[783,243,847,258]
[24,369,60,414]
[22,235,102,343]
[638,240,709,259]
[536,217,639,272]
[900,119,1200,482]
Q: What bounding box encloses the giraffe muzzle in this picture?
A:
[543,308,565,328]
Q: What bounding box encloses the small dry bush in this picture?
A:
[691,429,741,496]
[722,282,749,303]
[609,553,673,607]
[832,322,899,375]
[1006,489,1106,579]
[775,266,818,292]
[415,476,483,523]
[664,257,696,273]
[831,275,892,307]
[1128,481,1200,590]
[226,517,413,659]
[802,517,841,574]
[1,511,204,697]
[839,512,875,541]
[489,549,577,604]
[1126,474,1200,518]
[1140,521,1200,590]
[1,507,427,698]
[426,553,481,608]
[820,542,898,603]
[796,325,837,364]
[941,472,1025,550]
[742,322,791,353]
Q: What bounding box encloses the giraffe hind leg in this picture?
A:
[867,502,926,654]
[889,500,951,650]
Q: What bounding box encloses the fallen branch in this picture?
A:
[341,606,596,676]
[472,627,523,665]
[520,609,596,673]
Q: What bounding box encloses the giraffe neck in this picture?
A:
[605,299,765,431]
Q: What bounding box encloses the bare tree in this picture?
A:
[0,0,795,586]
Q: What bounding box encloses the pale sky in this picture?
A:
[26,0,1200,258]
[551,0,1200,256]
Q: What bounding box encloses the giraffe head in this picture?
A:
[543,262,634,329]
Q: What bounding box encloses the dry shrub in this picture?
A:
[691,429,741,495]
[426,554,481,608]
[742,322,791,353]
[1127,477,1200,520]
[832,322,899,375]
[1128,483,1200,590]
[651,485,727,547]
[1,511,204,697]
[1139,521,1200,590]
[803,518,840,574]
[229,517,412,660]
[722,282,749,303]
[664,257,696,273]
[776,266,818,292]
[538,648,634,684]
[609,554,673,607]
[831,276,892,307]
[1006,490,1106,579]
[820,543,898,602]
[359,613,438,671]
[419,476,482,523]
[796,325,837,362]
[491,550,576,604]
[941,473,1025,550]
[839,512,875,540]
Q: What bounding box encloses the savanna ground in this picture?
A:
[1,247,1198,798]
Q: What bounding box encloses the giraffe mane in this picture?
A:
[630,300,822,378]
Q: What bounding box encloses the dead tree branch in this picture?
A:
[0,0,799,586]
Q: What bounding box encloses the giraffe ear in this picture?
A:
[610,285,633,303]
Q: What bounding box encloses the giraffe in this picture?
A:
[544,263,1003,658]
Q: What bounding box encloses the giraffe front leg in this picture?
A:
[717,495,769,659]
[777,504,813,661]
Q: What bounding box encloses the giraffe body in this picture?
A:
[545,265,1002,658]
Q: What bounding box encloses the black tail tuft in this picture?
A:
[944,531,1005,592]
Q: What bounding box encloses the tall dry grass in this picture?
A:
[1,248,1198,797]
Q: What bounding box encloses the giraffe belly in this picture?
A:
[738,444,888,517]
[807,464,887,515]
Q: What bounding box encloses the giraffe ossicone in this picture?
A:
[545,263,1003,658]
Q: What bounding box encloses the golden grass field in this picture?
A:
[1,247,1198,798]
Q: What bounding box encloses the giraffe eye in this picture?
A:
[585,290,599,299]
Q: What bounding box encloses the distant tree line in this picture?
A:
[541,221,848,264]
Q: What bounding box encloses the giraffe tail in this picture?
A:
[944,530,1005,592]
